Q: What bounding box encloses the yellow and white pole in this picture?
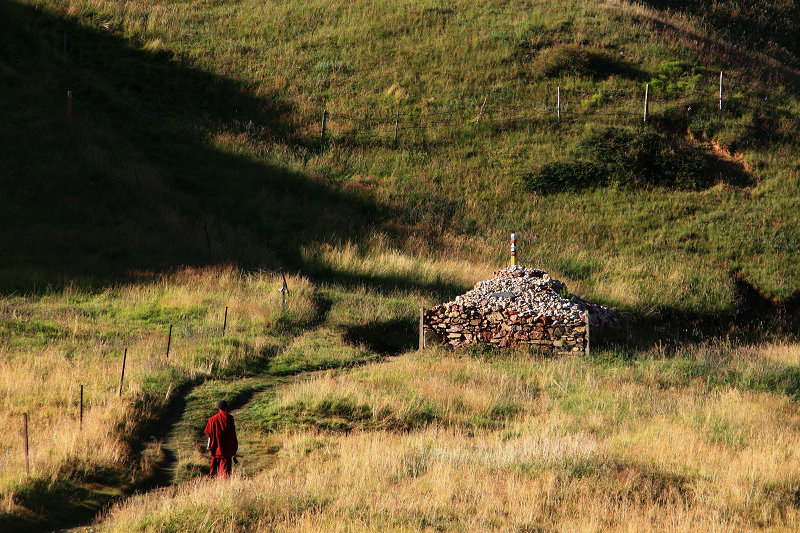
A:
[510,232,517,267]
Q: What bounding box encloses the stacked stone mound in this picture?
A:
[423,266,619,351]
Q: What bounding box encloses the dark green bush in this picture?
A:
[522,128,714,194]
[523,161,604,193]
[530,44,626,79]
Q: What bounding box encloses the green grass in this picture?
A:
[93,344,800,531]
[2,0,800,316]
[3,0,800,529]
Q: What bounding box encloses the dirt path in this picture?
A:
[58,351,399,532]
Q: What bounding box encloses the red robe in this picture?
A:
[204,410,238,477]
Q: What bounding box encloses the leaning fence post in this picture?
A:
[475,97,487,124]
[643,84,649,123]
[23,413,29,477]
[118,348,127,397]
[222,307,228,335]
[165,324,172,358]
[203,218,212,255]
[280,272,289,313]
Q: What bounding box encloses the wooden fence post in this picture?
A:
[475,97,487,124]
[222,307,228,335]
[118,348,127,397]
[22,413,31,477]
[166,324,172,358]
[585,311,591,356]
[133,168,143,195]
[280,272,289,313]
[557,86,561,122]
[419,308,425,350]
[643,84,649,123]
[203,219,212,255]
[23,413,29,477]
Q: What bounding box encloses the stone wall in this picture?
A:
[423,305,587,352]
[422,266,617,352]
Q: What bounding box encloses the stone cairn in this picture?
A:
[423,266,620,351]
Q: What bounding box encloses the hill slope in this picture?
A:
[2,0,800,530]
[1,0,799,313]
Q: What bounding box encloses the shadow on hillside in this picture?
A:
[305,264,468,303]
[633,1,800,88]
[596,272,800,352]
[0,0,400,294]
[343,317,417,355]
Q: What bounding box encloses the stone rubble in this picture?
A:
[423,265,620,350]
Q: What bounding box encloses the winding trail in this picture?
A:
[56,285,407,532]
[60,355,397,532]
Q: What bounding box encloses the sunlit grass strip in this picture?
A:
[99,420,800,531]
[0,267,315,505]
[102,345,800,531]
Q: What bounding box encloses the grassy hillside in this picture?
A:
[2,0,799,312]
[2,0,800,530]
[98,345,800,531]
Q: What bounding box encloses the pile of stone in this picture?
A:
[423,266,619,351]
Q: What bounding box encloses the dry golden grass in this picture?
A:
[302,237,495,291]
[0,266,315,505]
[261,356,540,430]
[99,347,800,531]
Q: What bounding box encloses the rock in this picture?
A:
[423,266,620,350]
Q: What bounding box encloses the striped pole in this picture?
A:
[510,233,517,267]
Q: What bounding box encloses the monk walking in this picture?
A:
[204,400,238,478]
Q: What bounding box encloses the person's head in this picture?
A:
[217,400,229,412]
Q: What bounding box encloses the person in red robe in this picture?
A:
[204,400,238,478]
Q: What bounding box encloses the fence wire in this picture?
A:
[318,78,785,144]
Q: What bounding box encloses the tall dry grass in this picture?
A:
[100,345,800,531]
[302,235,495,291]
[0,266,315,508]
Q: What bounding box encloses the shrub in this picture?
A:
[522,161,604,194]
[648,61,703,96]
[522,128,714,194]
[530,44,622,79]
